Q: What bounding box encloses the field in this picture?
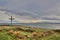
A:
[0,25,60,40]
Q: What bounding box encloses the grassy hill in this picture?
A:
[0,25,60,40]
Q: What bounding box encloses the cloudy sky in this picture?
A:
[0,0,60,23]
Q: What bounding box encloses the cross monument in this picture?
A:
[9,16,14,25]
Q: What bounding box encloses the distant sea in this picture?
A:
[18,23,60,29]
[0,23,60,29]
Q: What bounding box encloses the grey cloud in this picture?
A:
[43,17,60,20]
[0,0,60,23]
[0,0,59,14]
[0,9,41,20]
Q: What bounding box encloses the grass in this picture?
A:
[0,25,60,40]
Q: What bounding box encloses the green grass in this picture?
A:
[0,26,60,40]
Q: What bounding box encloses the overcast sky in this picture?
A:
[0,0,60,23]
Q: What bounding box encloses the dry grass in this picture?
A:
[0,26,59,40]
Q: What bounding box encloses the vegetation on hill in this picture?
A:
[0,26,60,40]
